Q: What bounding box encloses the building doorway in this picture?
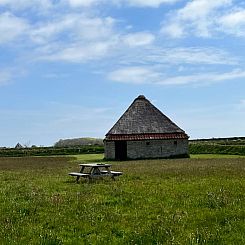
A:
[115,141,127,160]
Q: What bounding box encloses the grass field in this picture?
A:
[0,154,244,244]
[191,154,245,159]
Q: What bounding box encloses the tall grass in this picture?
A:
[0,155,244,244]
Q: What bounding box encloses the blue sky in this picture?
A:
[0,0,245,147]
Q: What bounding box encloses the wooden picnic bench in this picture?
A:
[69,163,123,182]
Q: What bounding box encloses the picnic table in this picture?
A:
[69,163,123,182]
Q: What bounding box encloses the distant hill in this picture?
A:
[54,137,104,147]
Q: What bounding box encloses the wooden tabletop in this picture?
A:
[79,163,112,167]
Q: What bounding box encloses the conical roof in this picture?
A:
[106,95,188,140]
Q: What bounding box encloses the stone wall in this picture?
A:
[104,139,188,160]
[104,141,115,159]
[127,139,188,159]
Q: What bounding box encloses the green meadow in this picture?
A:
[0,154,244,244]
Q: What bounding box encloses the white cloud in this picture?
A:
[29,14,118,62]
[30,17,74,44]
[118,47,237,66]
[178,0,232,20]
[156,47,236,65]
[0,12,29,44]
[161,0,233,38]
[66,0,180,8]
[108,67,245,86]
[0,0,53,10]
[0,0,181,10]
[123,32,155,46]
[0,0,241,75]
[108,67,161,84]
[218,8,245,36]
[104,46,239,86]
[124,0,180,7]
[31,17,235,65]
[0,11,119,62]
[31,18,156,62]
[40,41,116,63]
[30,14,115,44]
[74,16,116,40]
[67,0,103,7]
[157,69,245,85]
[163,23,185,38]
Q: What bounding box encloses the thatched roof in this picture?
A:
[105,95,188,140]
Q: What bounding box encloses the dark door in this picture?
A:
[115,141,127,160]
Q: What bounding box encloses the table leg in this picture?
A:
[105,167,115,180]
[76,176,80,182]
[80,166,85,173]
[76,166,85,182]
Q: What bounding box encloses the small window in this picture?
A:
[174,141,177,146]
[146,142,150,146]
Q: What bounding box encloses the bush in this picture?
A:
[189,143,245,156]
[0,146,105,157]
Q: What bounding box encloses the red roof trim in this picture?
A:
[105,133,189,141]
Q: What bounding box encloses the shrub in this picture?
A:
[189,143,245,155]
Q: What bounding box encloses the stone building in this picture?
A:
[104,95,189,160]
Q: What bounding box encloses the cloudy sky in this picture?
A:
[0,0,245,147]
